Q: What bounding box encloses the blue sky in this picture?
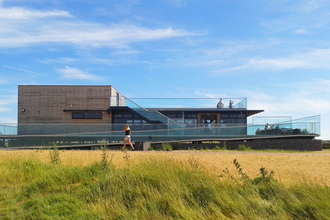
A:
[1,0,330,139]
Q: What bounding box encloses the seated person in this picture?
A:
[265,123,270,130]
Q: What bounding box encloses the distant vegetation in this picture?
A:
[323,140,330,149]
[1,150,330,219]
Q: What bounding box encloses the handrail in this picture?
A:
[154,110,182,127]
[122,96,183,128]
[124,96,149,111]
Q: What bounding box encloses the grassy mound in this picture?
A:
[1,153,330,219]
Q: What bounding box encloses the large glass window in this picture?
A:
[186,114,196,119]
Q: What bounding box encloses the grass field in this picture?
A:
[2,149,329,185]
[1,149,330,219]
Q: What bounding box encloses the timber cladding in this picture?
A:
[17,85,120,134]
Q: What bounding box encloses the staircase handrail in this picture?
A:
[124,96,183,128]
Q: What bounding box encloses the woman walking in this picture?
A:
[122,124,135,151]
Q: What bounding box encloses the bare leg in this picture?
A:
[128,140,134,150]
[123,140,127,150]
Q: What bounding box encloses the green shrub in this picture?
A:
[49,143,61,165]
[214,146,221,151]
[238,144,247,151]
[238,144,252,151]
[162,143,172,151]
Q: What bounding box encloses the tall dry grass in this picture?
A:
[1,150,329,186]
[1,149,330,219]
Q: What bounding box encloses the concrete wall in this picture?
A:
[152,138,322,151]
[17,85,123,134]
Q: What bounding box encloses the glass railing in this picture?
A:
[0,123,17,135]
[252,116,292,125]
[110,97,182,130]
[0,115,320,148]
[110,97,247,109]
[248,115,320,136]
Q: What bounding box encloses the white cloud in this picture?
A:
[294,29,310,34]
[0,107,10,113]
[260,1,330,34]
[0,7,72,20]
[0,117,16,123]
[57,66,105,81]
[3,65,41,76]
[212,48,330,74]
[0,5,195,49]
[0,95,17,106]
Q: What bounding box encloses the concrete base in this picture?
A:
[135,142,150,151]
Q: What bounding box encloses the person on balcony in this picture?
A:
[217,98,224,109]
[265,123,270,130]
[229,100,234,108]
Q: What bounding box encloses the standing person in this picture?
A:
[122,124,134,151]
[211,120,216,134]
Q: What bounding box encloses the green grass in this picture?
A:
[1,156,330,219]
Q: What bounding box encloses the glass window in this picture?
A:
[113,119,127,123]
[165,114,176,118]
[185,119,196,124]
[238,114,246,118]
[186,114,196,118]
[114,114,123,118]
[84,113,102,119]
[72,113,84,119]
[73,112,102,119]
[123,114,133,118]
[221,114,228,118]
[230,114,238,118]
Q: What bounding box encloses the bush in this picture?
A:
[238,144,252,151]
[214,146,221,151]
[162,143,172,151]
[49,143,61,165]
[238,144,247,151]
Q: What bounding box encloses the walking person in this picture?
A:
[122,124,134,151]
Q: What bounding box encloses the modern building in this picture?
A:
[17,85,263,136]
[11,85,321,150]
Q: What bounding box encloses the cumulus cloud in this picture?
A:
[57,66,105,81]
